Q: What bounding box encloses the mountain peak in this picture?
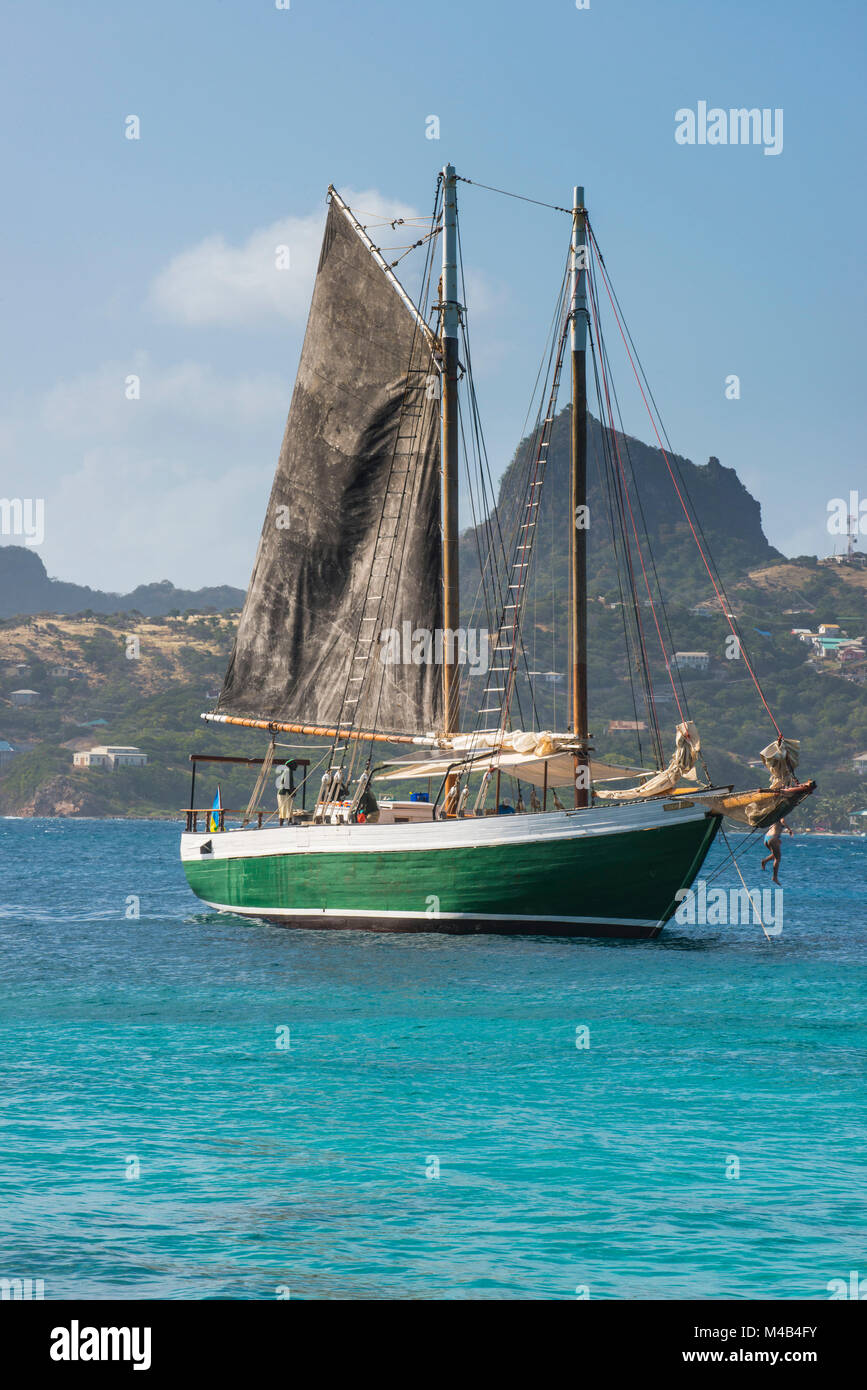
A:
[0,546,244,619]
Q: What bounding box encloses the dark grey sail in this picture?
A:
[216,196,443,735]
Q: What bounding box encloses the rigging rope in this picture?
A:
[587,313,667,764]
[587,252,685,729]
[585,217,784,742]
[242,737,275,824]
[324,181,445,791]
[447,251,572,796]
[455,212,540,734]
[720,826,775,942]
[586,268,693,729]
[456,176,572,216]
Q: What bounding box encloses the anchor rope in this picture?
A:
[720,826,776,942]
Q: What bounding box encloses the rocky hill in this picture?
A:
[0,546,244,618]
[460,407,783,606]
[1,413,865,828]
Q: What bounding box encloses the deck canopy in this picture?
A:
[377,750,650,791]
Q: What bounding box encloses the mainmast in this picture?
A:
[441,164,460,735]
[570,185,589,806]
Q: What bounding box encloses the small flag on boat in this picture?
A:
[208,785,222,833]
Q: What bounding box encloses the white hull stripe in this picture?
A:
[181,801,713,862]
[198,899,662,930]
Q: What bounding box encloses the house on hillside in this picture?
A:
[812,635,864,663]
[0,739,17,767]
[73,749,109,768]
[73,745,148,770]
[105,746,148,768]
[852,753,867,776]
[10,689,39,707]
[674,651,710,672]
[608,719,647,733]
[812,636,845,658]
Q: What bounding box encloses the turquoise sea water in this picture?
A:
[1,817,864,1300]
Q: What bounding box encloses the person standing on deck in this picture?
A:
[761,818,792,885]
[275,761,296,826]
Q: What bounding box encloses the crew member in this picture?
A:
[761,818,792,885]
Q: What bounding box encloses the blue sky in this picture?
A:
[1,0,864,589]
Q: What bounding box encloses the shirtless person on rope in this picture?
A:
[761,819,792,885]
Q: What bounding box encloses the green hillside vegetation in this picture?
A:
[457,408,867,829]
[2,411,866,830]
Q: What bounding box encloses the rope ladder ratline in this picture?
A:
[454,213,541,738]
[357,186,449,772]
[451,252,572,794]
[317,181,445,812]
[492,277,574,743]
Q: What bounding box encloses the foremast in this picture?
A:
[440,165,461,738]
[570,185,590,807]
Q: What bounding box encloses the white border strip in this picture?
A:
[199,899,661,930]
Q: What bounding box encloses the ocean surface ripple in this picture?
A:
[1,818,864,1300]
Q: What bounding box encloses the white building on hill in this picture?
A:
[73,745,148,770]
[674,651,710,672]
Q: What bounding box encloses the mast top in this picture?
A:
[441,165,460,342]
[571,184,588,354]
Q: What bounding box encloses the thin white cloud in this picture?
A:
[148,188,428,327]
[1,356,288,591]
[40,355,285,440]
[0,191,513,592]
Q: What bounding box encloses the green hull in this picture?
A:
[181,812,720,939]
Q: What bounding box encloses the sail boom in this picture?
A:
[202,711,437,747]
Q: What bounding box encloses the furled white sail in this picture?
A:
[594,722,703,800]
[760,737,800,789]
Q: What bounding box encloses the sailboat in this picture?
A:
[180,167,814,938]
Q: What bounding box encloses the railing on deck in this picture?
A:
[184,807,273,833]
[185,752,310,833]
